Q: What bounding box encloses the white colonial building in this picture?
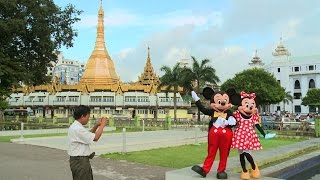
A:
[262,38,320,114]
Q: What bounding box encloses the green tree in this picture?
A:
[182,56,220,122]
[302,89,320,110]
[282,91,293,112]
[158,63,185,122]
[220,68,285,111]
[0,0,81,113]
[0,0,82,90]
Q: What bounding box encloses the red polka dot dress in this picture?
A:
[231,111,262,150]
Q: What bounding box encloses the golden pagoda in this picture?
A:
[8,1,191,120]
[80,1,119,85]
[138,47,160,86]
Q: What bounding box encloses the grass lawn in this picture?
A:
[101,138,305,169]
[0,126,160,142]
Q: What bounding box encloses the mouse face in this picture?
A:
[237,91,258,117]
[210,92,232,112]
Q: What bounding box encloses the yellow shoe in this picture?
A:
[251,164,260,179]
[241,171,250,180]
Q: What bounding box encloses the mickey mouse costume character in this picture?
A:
[231,91,266,180]
[191,87,238,179]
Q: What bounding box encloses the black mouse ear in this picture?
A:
[203,87,214,100]
[230,93,242,106]
[226,88,236,96]
[254,96,261,107]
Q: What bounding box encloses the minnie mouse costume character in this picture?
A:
[231,91,266,180]
[191,87,237,179]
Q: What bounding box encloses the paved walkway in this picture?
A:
[0,142,172,180]
[166,138,320,180]
[11,129,208,155]
[4,128,320,179]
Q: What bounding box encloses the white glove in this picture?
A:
[191,91,200,102]
[221,119,229,126]
[265,133,276,139]
[227,116,236,125]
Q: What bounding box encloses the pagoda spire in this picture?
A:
[80,0,119,85]
[147,46,151,67]
[138,47,160,85]
[94,0,108,54]
[272,37,291,56]
[249,50,264,68]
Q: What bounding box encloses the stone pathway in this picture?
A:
[4,128,320,180]
[11,129,208,155]
[166,138,320,180]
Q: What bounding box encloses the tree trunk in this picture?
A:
[197,80,201,124]
[0,110,3,121]
[155,96,158,120]
[0,110,3,131]
[173,89,177,123]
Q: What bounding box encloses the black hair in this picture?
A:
[73,105,90,120]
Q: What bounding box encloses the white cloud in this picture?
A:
[77,7,223,30]
[160,15,208,27]
[223,0,319,36]
[116,48,134,59]
[212,46,250,82]
[105,1,320,84]
[76,9,138,28]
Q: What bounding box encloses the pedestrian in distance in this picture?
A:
[67,105,108,180]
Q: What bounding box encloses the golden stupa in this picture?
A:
[14,1,184,95]
[80,1,119,85]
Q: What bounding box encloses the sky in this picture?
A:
[55,0,320,84]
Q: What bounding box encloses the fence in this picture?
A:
[0,116,190,131]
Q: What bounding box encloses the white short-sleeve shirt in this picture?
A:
[67,120,95,156]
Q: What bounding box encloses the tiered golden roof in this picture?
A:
[272,37,291,56]
[79,1,119,85]
[14,1,185,95]
[138,47,160,86]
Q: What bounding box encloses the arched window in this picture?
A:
[309,79,316,88]
[294,80,301,89]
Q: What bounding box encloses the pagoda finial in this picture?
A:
[79,0,120,86]
[147,46,151,61]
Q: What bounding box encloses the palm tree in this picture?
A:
[283,91,293,113]
[183,56,220,122]
[158,63,184,122]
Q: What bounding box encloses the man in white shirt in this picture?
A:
[68,105,107,180]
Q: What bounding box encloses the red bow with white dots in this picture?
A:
[240,91,256,99]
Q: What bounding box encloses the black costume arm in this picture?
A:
[195,101,214,115]
[255,124,266,137]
